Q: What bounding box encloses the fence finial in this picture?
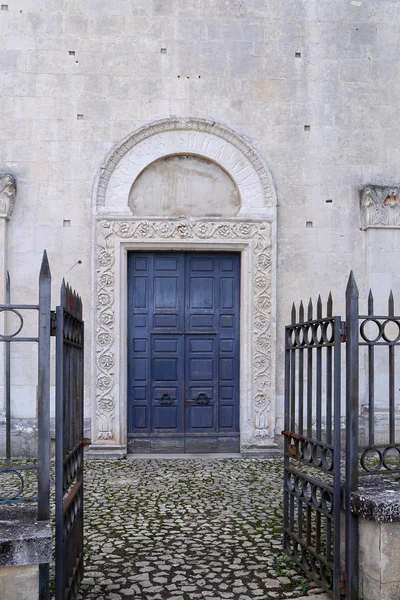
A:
[291,302,296,325]
[368,289,374,315]
[39,249,51,281]
[317,294,322,319]
[299,300,304,322]
[327,292,333,317]
[308,297,313,320]
[346,270,359,297]
[389,289,394,316]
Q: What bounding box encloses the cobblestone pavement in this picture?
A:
[72,456,328,600]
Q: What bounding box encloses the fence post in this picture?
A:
[37,250,51,521]
[345,271,359,599]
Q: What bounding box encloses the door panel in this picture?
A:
[128,252,240,453]
[185,334,217,434]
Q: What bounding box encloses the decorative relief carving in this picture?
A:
[96,118,275,211]
[95,218,273,442]
[0,174,16,219]
[360,185,400,229]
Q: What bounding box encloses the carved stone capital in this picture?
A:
[360,185,400,229]
[0,174,16,219]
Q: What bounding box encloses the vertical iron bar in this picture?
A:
[307,298,313,438]
[5,272,11,466]
[37,251,51,522]
[389,291,395,444]
[283,319,291,551]
[333,316,342,600]
[55,292,65,600]
[299,301,304,436]
[345,272,359,600]
[290,304,296,432]
[316,295,322,440]
[368,290,375,446]
[326,293,333,444]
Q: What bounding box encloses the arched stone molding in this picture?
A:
[89,119,278,458]
[94,118,276,219]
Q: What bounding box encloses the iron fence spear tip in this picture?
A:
[346,271,359,295]
[39,249,51,279]
[299,300,304,322]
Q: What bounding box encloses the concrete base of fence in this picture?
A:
[0,564,39,600]
[0,505,52,600]
[351,477,400,600]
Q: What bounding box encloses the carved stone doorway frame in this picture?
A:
[88,118,277,458]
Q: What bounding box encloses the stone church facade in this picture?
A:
[1,0,399,457]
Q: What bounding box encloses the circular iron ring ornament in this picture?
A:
[288,321,335,349]
[0,308,24,341]
[0,467,24,501]
[360,447,383,472]
[382,446,400,470]
[360,317,400,344]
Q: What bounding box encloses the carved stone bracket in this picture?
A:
[95,217,274,446]
[360,185,400,229]
[0,175,16,219]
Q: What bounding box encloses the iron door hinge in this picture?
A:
[340,321,347,343]
[50,310,57,336]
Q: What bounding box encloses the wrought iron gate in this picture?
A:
[54,281,84,600]
[283,273,364,598]
[283,294,344,598]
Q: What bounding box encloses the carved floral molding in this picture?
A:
[360,185,400,229]
[0,174,16,219]
[95,218,273,443]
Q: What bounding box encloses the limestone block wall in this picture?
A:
[0,0,399,445]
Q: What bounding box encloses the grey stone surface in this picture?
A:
[0,505,51,567]
[51,457,327,599]
[351,476,400,522]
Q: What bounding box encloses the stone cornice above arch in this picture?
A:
[95,118,276,219]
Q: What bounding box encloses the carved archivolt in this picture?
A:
[360,185,400,229]
[0,174,16,219]
[95,218,273,442]
[96,117,276,212]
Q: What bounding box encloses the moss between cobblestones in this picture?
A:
[46,457,325,600]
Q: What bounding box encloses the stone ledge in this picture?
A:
[351,476,400,522]
[0,506,51,567]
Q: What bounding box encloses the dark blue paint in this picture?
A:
[127,252,240,448]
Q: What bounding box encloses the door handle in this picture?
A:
[185,393,209,408]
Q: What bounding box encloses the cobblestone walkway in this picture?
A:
[77,457,327,600]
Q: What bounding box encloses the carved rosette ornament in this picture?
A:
[360,185,400,229]
[0,174,16,219]
[95,218,273,442]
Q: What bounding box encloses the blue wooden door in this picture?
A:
[127,252,240,453]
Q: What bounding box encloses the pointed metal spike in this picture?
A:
[299,300,304,322]
[291,303,296,325]
[317,294,322,319]
[60,278,66,306]
[6,271,10,303]
[346,271,359,296]
[327,292,333,317]
[308,297,313,320]
[39,249,51,280]
[389,289,394,316]
[368,289,374,316]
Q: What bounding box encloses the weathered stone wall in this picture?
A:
[1,0,399,446]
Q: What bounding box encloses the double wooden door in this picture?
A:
[127,252,240,453]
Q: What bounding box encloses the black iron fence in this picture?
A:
[284,272,400,599]
[0,252,84,600]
